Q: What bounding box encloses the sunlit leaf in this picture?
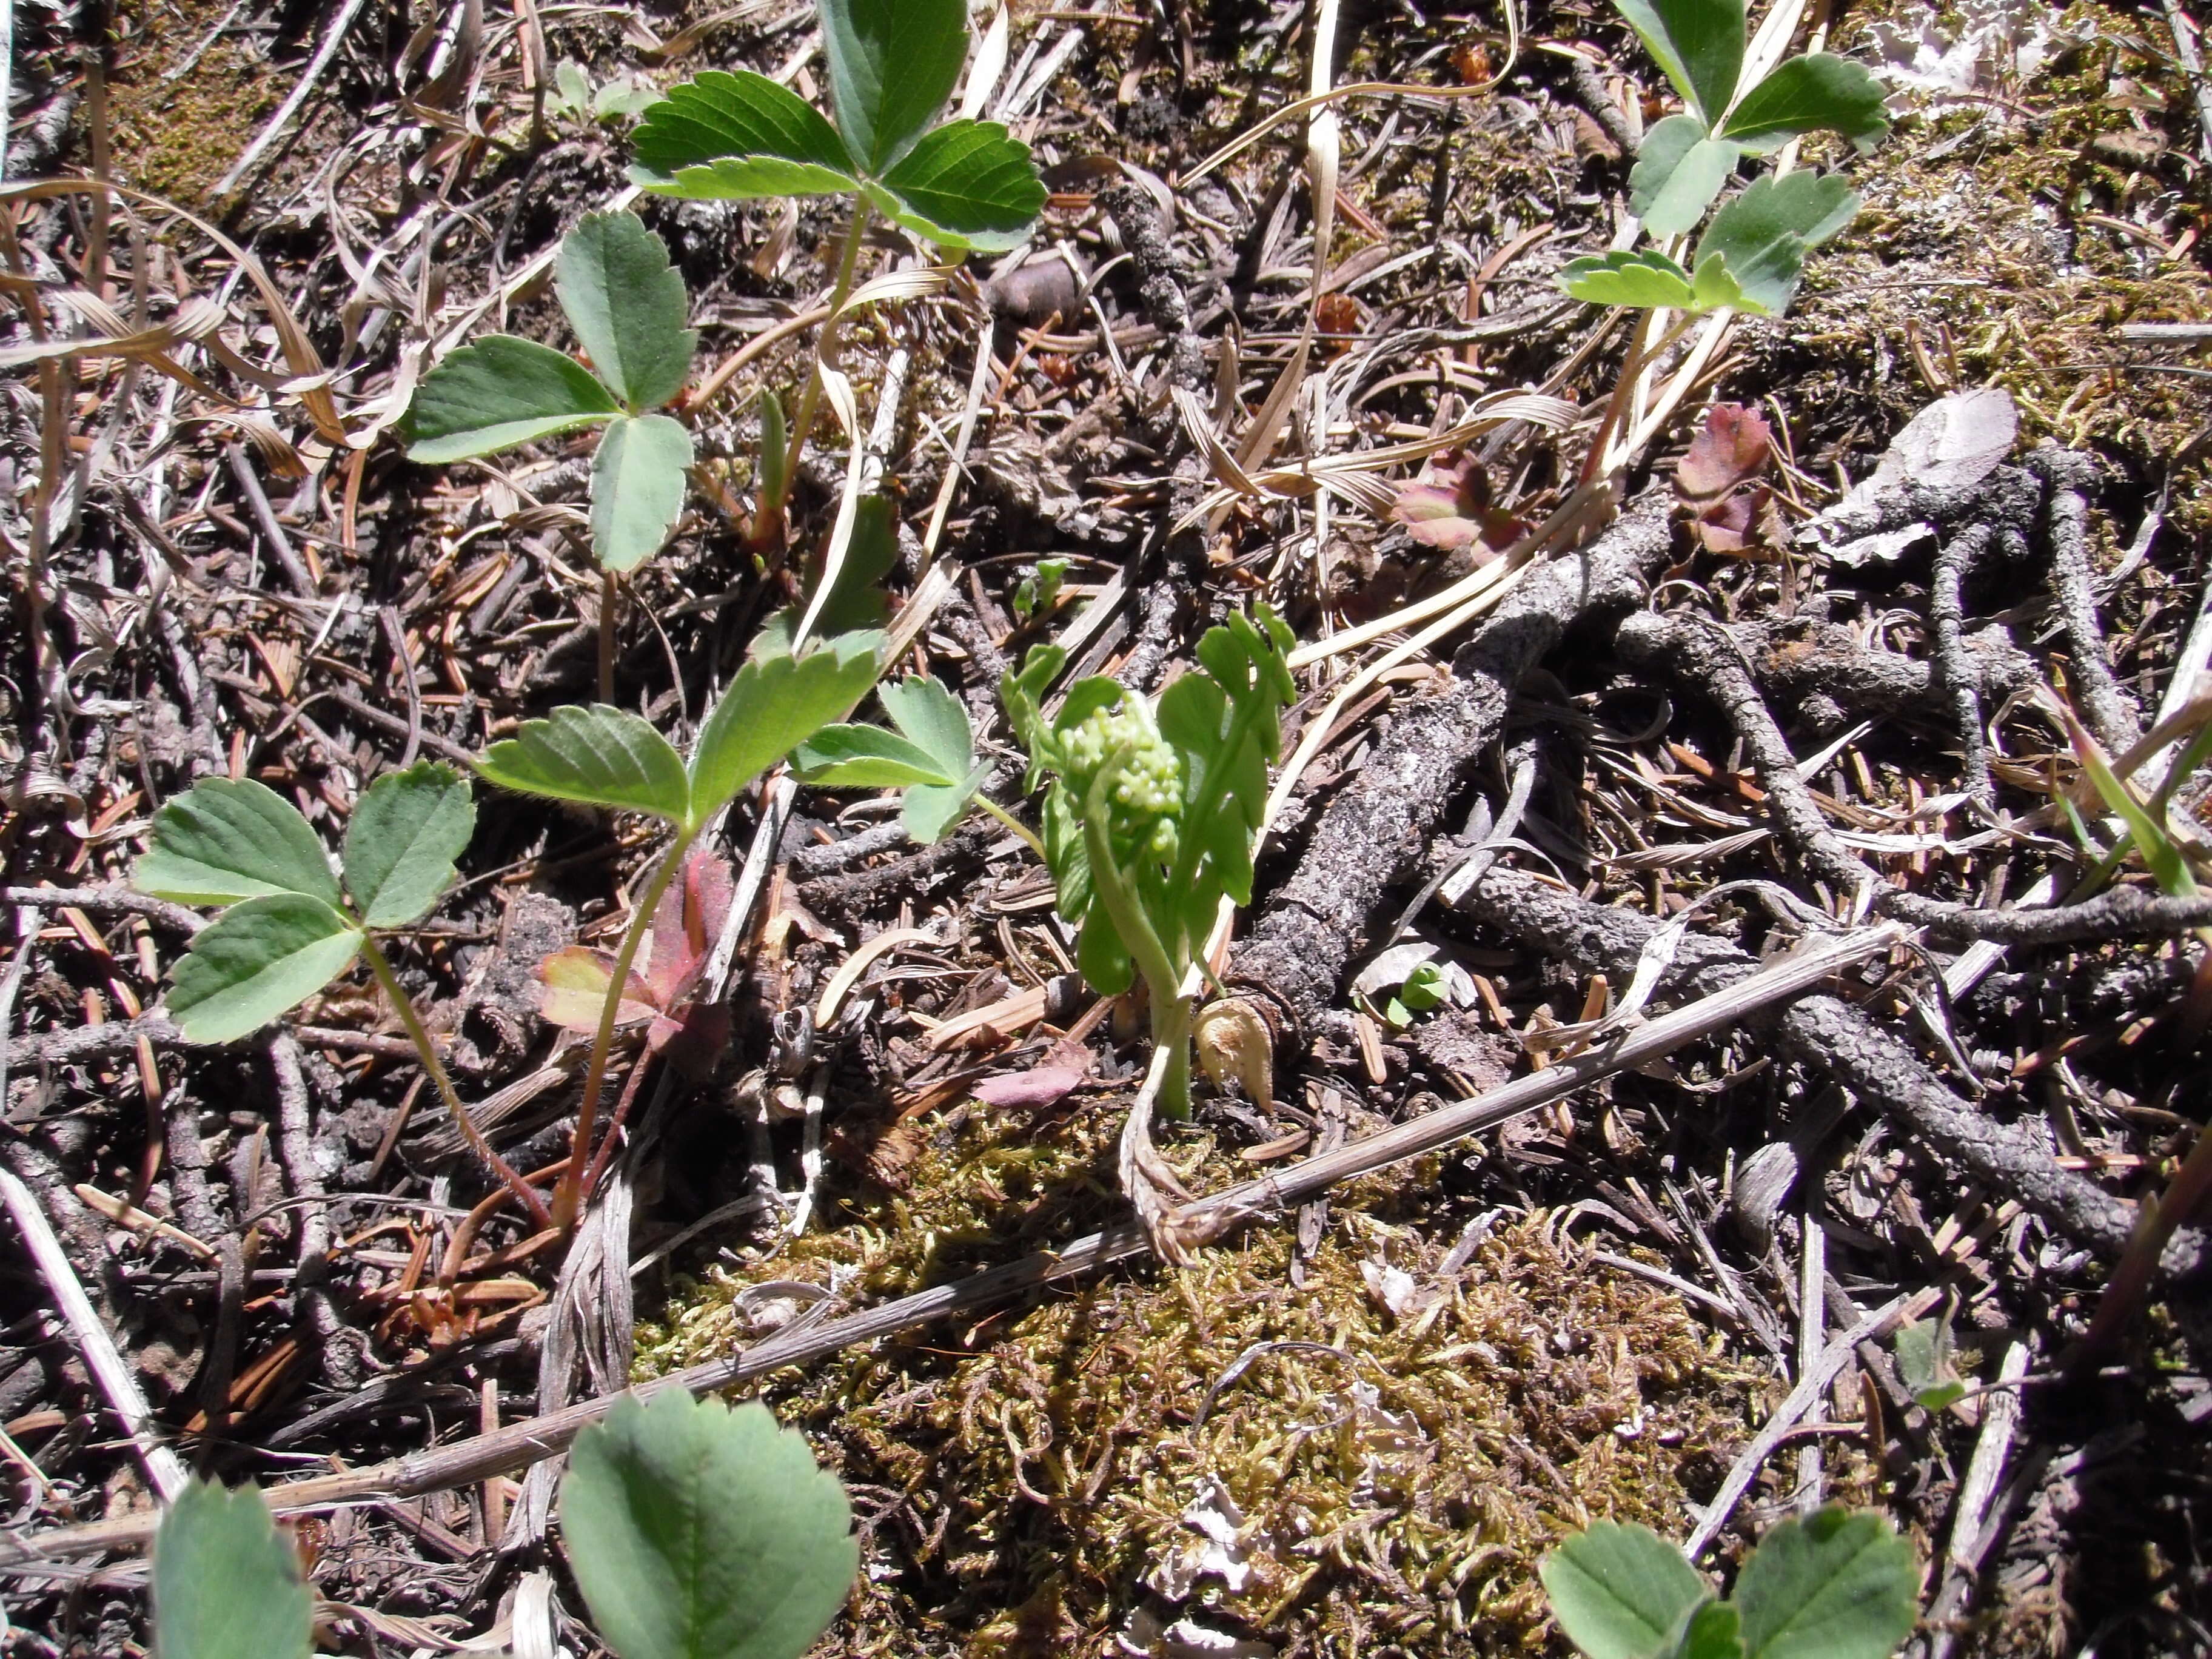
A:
[591,412,694,572]
[1695,171,1857,315]
[1720,54,1891,153]
[167,894,361,1045]
[403,336,618,464]
[1541,1521,1712,1659]
[818,0,970,173]
[1892,1317,1968,1412]
[1731,1507,1917,1659]
[793,724,960,789]
[559,1391,858,1659]
[343,762,475,928]
[538,945,657,1033]
[135,777,340,908]
[631,69,860,200]
[1612,0,1746,123]
[153,1480,313,1659]
[477,705,691,823]
[1632,125,1742,238]
[555,211,697,413]
[867,119,1046,251]
[689,634,883,825]
[1560,249,1700,311]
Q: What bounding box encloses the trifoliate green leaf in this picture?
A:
[403,336,618,463]
[135,777,340,908]
[1632,123,1742,238]
[631,70,861,200]
[866,119,1046,252]
[689,634,882,826]
[1732,1507,1917,1659]
[1695,170,1857,315]
[1720,54,1891,153]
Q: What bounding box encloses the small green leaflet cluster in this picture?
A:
[630,0,1046,252]
[150,1392,859,1659]
[403,210,697,573]
[1893,1313,1968,1412]
[133,766,474,1044]
[1560,0,1889,317]
[796,674,990,843]
[1003,607,1296,1114]
[1541,1508,1917,1659]
[548,58,659,124]
[476,634,881,835]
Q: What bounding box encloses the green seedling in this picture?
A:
[1542,1507,1917,1659]
[132,765,543,1222]
[1893,1312,1968,1412]
[1013,556,1070,621]
[148,1392,857,1659]
[1002,607,1297,1119]
[548,59,661,124]
[628,0,1045,541]
[560,1392,859,1659]
[796,673,1000,845]
[476,632,880,1230]
[404,209,698,695]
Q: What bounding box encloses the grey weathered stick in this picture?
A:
[0,916,1905,1564]
[208,0,376,201]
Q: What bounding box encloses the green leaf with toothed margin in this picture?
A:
[343,762,476,928]
[476,705,691,823]
[688,633,883,826]
[403,336,618,463]
[818,0,969,174]
[1732,1507,1917,1659]
[863,119,1046,252]
[631,69,862,201]
[555,211,697,414]
[153,1480,313,1659]
[135,777,340,908]
[591,412,694,572]
[1542,1521,1712,1659]
[167,894,361,1045]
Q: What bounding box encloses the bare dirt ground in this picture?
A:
[5,0,2212,1654]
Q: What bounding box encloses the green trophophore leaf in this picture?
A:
[559,1392,859,1659]
[866,119,1047,251]
[555,212,698,413]
[1610,0,1746,124]
[1719,54,1891,153]
[1695,171,1858,315]
[689,635,882,825]
[1631,122,1742,238]
[903,762,993,845]
[818,0,970,174]
[167,894,361,1044]
[153,1480,313,1659]
[630,70,860,199]
[591,412,695,572]
[343,762,477,928]
[1541,1521,1712,1659]
[1731,1507,1918,1659]
[135,777,341,908]
[796,675,982,844]
[1560,249,1701,312]
[880,674,975,782]
[403,336,619,463]
[476,705,692,823]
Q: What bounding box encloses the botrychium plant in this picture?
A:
[149,1390,857,1659]
[403,209,697,695]
[999,607,1297,1119]
[132,765,548,1224]
[474,631,881,1230]
[629,0,1047,545]
[795,672,1001,846]
[1541,1507,1918,1659]
[1559,0,1891,319]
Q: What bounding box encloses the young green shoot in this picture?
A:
[796,672,1007,847]
[475,634,880,1230]
[628,0,1045,543]
[1002,608,1296,1118]
[132,766,547,1225]
[403,210,699,697]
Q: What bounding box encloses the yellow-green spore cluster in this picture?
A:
[1057,697,1183,863]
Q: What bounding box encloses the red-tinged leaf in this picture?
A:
[971,1065,1091,1108]
[643,845,737,1006]
[1677,403,1774,505]
[1391,451,1527,554]
[539,945,656,1032]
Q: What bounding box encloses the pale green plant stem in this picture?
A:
[974,793,1045,857]
[554,822,700,1231]
[1580,306,1658,487]
[1084,760,1195,1118]
[770,202,873,525]
[359,934,552,1229]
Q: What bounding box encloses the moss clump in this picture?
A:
[638,1098,1778,1657]
[111,0,277,204]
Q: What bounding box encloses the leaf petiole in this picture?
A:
[973,791,1045,858]
[769,201,874,535]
